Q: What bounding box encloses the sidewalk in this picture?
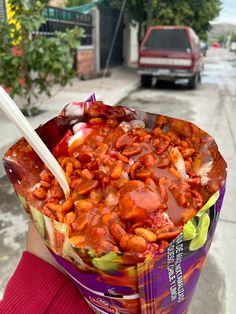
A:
[0,67,140,177]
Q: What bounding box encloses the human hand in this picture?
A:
[26,222,61,271]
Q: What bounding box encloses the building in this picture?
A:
[49,0,66,7]
[0,1,139,79]
[69,1,139,73]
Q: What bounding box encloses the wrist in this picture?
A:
[26,222,61,271]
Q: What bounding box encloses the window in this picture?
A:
[143,29,191,52]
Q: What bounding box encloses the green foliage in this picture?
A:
[110,0,147,42]
[66,0,91,7]
[184,0,222,40]
[231,32,236,42]
[0,0,82,115]
[218,33,226,44]
[110,0,221,41]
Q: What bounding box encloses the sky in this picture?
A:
[213,0,236,24]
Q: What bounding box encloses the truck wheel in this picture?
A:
[188,72,200,89]
[199,72,202,83]
[141,75,152,88]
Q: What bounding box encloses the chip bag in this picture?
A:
[3,98,227,313]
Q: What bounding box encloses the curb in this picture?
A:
[102,80,140,106]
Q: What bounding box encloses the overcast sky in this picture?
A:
[214,0,236,24]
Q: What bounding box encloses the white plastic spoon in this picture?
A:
[0,86,70,199]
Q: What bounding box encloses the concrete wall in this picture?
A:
[76,7,100,78]
[123,18,139,67]
[49,0,65,7]
[129,23,139,64]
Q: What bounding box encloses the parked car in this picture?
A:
[138,26,204,89]
[212,42,220,48]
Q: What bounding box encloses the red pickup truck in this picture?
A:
[138,26,203,89]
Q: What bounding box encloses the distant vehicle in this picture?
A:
[212,42,220,48]
[230,42,236,52]
[138,26,204,89]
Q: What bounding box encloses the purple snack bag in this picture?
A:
[3,97,227,314]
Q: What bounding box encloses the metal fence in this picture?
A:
[0,0,6,18]
[36,6,93,46]
[99,4,123,69]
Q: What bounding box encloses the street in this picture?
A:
[0,47,236,314]
[121,48,236,314]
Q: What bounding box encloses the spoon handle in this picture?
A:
[0,86,70,198]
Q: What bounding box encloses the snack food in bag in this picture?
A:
[3,97,227,313]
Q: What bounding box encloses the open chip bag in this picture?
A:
[3,97,227,313]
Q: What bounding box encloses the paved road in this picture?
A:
[0,48,235,314]
[120,48,236,314]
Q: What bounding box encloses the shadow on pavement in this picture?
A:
[189,254,226,314]
[154,80,189,90]
[140,79,194,91]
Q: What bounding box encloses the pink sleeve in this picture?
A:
[0,251,93,314]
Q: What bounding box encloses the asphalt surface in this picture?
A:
[0,48,235,313]
[120,48,236,314]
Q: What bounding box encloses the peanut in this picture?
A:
[102,212,118,224]
[110,222,126,243]
[33,187,47,200]
[64,212,76,224]
[40,180,51,189]
[136,169,152,180]
[110,160,124,180]
[120,234,147,253]
[134,228,157,242]
[75,199,94,213]
[181,148,195,159]
[81,169,94,180]
[50,186,64,199]
[123,145,141,157]
[66,162,74,177]
[69,235,85,246]
[89,117,104,124]
[91,227,107,240]
[61,199,74,212]
[156,229,181,240]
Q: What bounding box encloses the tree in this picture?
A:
[110,0,221,42]
[0,0,82,116]
[217,33,227,46]
[110,0,148,43]
[66,0,91,7]
[184,0,222,40]
[231,32,236,42]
